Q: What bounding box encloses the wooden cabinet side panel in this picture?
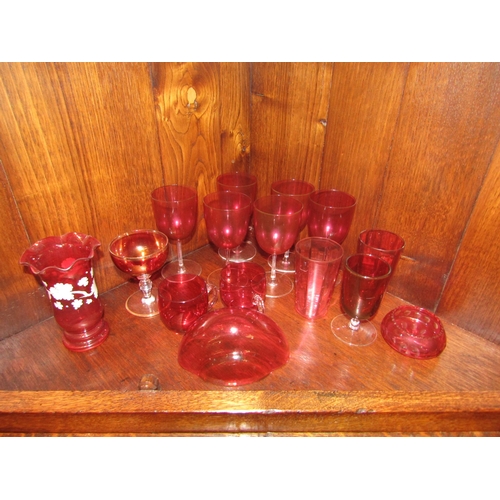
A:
[0,62,164,334]
[250,62,333,199]
[377,63,500,310]
[438,141,500,343]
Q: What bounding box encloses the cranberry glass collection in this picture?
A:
[20,174,444,385]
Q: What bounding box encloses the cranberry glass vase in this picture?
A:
[20,232,110,352]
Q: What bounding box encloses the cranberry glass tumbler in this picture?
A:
[294,237,343,320]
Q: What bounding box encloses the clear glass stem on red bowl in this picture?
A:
[269,254,278,286]
[176,240,186,273]
[138,274,155,305]
[349,318,360,331]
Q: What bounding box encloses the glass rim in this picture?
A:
[216,172,258,188]
[295,236,344,262]
[151,184,197,203]
[344,253,392,280]
[271,179,315,196]
[309,189,357,209]
[159,274,207,303]
[253,194,303,216]
[358,229,406,252]
[203,191,253,211]
[108,229,169,260]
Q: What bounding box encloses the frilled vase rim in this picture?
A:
[20,232,101,274]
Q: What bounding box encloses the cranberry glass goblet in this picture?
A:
[307,189,356,244]
[331,253,391,346]
[357,229,405,282]
[109,229,169,317]
[269,179,315,273]
[253,195,303,298]
[151,185,202,278]
[203,190,253,287]
[216,172,258,262]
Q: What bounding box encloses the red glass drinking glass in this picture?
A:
[269,179,315,273]
[331,253,391,346]
[219,262,266,312]
[307,189,356,244]
[151,185,202,278]
[216,172,258,262]
[357,229,405,281]
[294,237,343,320]
[203,190,253,287]
[109,229,169,317]
[253,194,303,298]
[158,273,217,333]
[20,232,110,352]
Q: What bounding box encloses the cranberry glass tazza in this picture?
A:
[109,229,169,317]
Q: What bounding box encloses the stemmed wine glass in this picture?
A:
[269,179,315,273]
[331,253,391,346]
[203,190,253,287]
[307,189,356,244]
[151,185,202,278]
[109,229,169,317]
[216,172,258,262]
[253,195,303,298]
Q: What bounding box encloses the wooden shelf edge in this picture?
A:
[1,390,499,435]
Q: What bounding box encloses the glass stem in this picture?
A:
[282,250,291,264]
[270,254,278,285]
[138,274,155,304]
[177,240,186,273]
[349,317,360,331]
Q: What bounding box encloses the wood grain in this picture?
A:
[438,140,500,342]
[250,62,333,198]
[220,62,251,172]
[376,62,500,310]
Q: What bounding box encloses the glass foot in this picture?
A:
[126,288,161,317]
[161,259,202,279]
[267,253,295,273]
[219,241,256,263]
[331,314,377,346]
[265,272,294,298]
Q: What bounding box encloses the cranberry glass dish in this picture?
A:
[178,308,289,386]
[381,305,446,360]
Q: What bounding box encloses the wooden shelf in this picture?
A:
[1,245,499,435]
